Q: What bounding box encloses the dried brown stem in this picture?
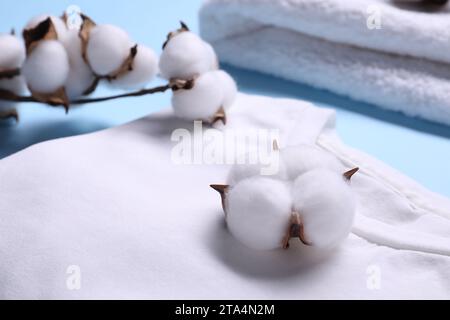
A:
[0,84,173,108]
[71,84,172,104]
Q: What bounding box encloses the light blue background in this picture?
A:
[1,0,449,197]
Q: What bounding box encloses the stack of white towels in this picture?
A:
[200,0,450,125]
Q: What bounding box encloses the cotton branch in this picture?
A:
[0,78,193,109]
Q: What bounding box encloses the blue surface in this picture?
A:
[1,0,449,198]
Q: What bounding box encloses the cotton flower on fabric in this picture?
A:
[160,22,237,125]
[211,143,359,251]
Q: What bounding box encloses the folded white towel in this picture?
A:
[0,93,449,299]
[199,0,450,125]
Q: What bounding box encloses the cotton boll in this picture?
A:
[0,34,26,69]
[216,70,237,110]
[61,30,95,99]
[86,24,132,76]
[172,70,223,120]
[292,169,356,249]
[25,14,68,42]
[22,40,70,94]
[281,145,344,180]
[227,177,292,250]
[159,32,217,79]
[111,45,158,89]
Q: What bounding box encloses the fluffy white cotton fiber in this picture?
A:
[227,177,292,250]
[172,70,237,121]
[281,145,344,180]
[62,30,95,99]
[22,40,70,94]
[216,70,237,110]
[172,70,223,120]
[111,44,158,89]
[159,31,218,79]
[86,24,132,76]
[0,33,26,113]
[0,34,26,69]
[160,26,235,121]
[292,169,356,248]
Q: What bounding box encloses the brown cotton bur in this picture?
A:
[343,167,359,181]
[162,21,189,50]
[107,45,138,80]
[211,106,226,125]
[22,17,70,111]
[169,77,195,91]
[210,184,229,213]
[77,13,102,96]
[281,167,359,249]
[22,17,58,54]
[282,212,310,249]
[79,13,97,64]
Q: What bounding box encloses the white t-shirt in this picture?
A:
[0,93,449,299]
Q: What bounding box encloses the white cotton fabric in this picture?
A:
[199,0,450,125]
[0,93,449,299]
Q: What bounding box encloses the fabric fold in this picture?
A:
[199,0,450,125]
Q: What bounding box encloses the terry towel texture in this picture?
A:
[199,0,450,125]
[0,93,449,299]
